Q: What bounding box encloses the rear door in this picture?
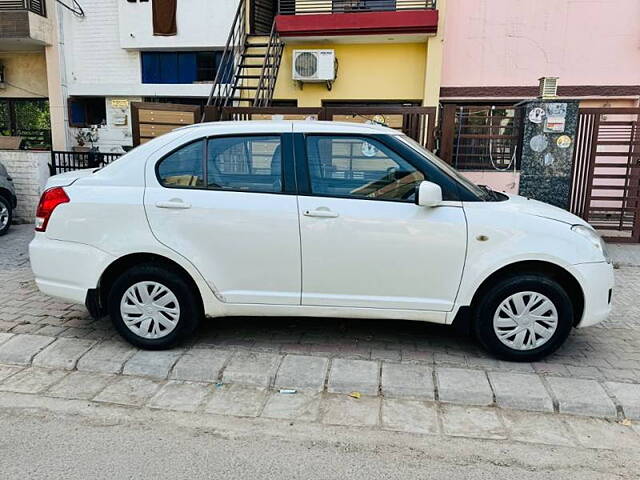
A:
[294,130,467,311]
[144,128,301,305]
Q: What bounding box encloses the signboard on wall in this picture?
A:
[544,103,567,133]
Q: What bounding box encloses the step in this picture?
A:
[236,75,262,79]
[242,53,278,58]
[239,62,276,67]
[245,43,269,48]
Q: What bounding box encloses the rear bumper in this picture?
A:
[572,261,614,328]
[29,234,115,305]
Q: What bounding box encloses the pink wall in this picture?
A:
[462,171,520,195]
[442,0,640,87]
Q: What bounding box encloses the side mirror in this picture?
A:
[415,180,442,207]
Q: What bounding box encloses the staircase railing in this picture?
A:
[253,21,284,107]
[204,0,247,112]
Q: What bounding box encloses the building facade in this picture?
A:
[51,0,239,152]
[1,0,639,153]
[0,0,56,150]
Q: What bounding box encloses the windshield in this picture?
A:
[396,134,495,201]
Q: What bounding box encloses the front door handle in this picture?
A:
[156,200,192,210]
[303,208,339,218]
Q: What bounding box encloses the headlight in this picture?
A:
[571,224,611,263]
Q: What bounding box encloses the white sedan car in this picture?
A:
[29,121,613,361]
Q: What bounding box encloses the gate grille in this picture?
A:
[570,108,640,242]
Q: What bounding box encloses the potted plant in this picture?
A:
[73,126,100,152]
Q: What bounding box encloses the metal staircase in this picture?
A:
[205,0,284,111]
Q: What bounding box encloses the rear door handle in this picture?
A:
[303,208,339,218]
[155,200,192,210]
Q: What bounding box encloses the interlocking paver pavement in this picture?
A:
[170,348,231,383]
[381,362,434,399]
[122,349,184,379]
[327,358,379,395]
[148,381,210,412]
[33,338,96,370]
[3,225,640,420]
[488,372,554,413]
[204,384,267,417]
[46,371,115,400]
[0,334,55,365]
[546,377,617,418]
[440,405,507,440]
[436,367,493,406]
[0,367,67,394]
[94,376,162,406]
[381,398,439,435]
[604,382,640,419]
[274,354,329,392]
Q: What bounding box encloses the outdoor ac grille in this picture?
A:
[292,50,336,82]
[539,76,559,98]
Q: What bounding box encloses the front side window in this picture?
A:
[305,135,424,201]
[207,136,282,193]
[157,140,204,188]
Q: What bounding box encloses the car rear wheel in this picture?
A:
[107,264,202,349]
[0,196,12,236]
[473,274,574,362]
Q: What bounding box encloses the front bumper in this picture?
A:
[572,261,615,328]
[29,233,115,305]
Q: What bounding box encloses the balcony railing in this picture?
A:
[278,0,436,15]
[0,0,46,16]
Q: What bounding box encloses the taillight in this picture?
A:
[35,187,69,232]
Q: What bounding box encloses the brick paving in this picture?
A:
[1,225,640,422]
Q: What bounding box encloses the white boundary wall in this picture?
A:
[0,151,50,223]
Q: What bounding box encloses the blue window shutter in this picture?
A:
[69,100,86,125]
[159,52,179,83]
[141,52,163,83]
[142,51,199,84]
[178,52,197,84]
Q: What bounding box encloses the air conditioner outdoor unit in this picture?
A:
[292,50,336,82]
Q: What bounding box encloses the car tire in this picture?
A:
[473,274,574,362]
[108,263,202,350]
[0,195,12,236]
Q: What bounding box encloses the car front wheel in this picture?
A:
[108,264,202,349]
[473,274,574,362]
[0,196,12,236]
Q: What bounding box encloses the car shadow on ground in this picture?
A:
[191,314,483,359]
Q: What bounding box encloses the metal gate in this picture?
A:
[131,102,201,146]
[205,106,437,150]
[439,103,523,169]
[569,107,640,242]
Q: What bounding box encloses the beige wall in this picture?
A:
[274,43,428,107]
[0,51,48,99]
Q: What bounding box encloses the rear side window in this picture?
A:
[157,140,205,188]
[207,136,282,193]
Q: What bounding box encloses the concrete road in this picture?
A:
[0,395,636,480]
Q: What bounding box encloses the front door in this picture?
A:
[296,133,467,311]
[145,132,301,305]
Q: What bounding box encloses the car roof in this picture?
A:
[176,120,402,136]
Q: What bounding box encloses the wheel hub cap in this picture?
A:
[0,204,8,230]
[120,281,180,339]
[493,291,558,351]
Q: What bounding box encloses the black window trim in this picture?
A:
[294,132,470,204]
[154,132,297,196]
